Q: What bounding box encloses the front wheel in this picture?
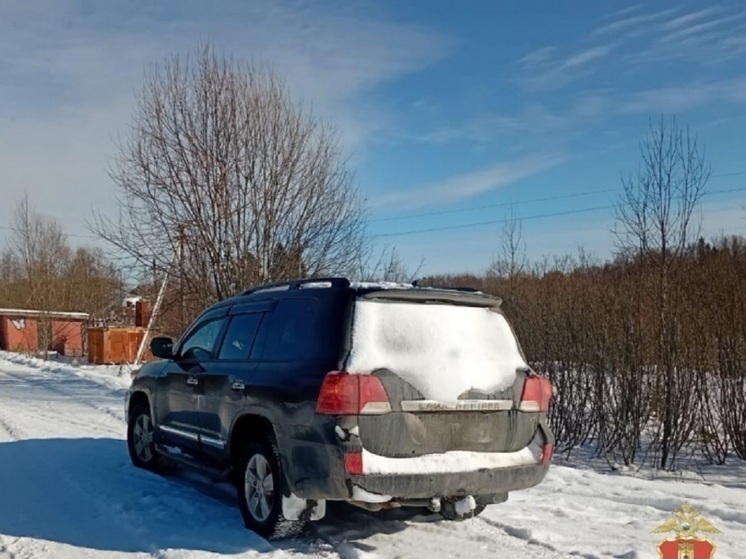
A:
[126,404,165,472]
[236,440,303,539]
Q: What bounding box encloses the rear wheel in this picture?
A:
[127,403,165,472]
[236,439,303,539]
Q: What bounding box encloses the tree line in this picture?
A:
[0,195,124,350]
[424,237,746,470]
[423,116,745,470]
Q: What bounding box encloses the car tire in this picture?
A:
[439,499,486,521]
[236,439,303,539]
[127,403,165,472]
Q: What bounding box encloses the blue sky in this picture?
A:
[1,1,746,275]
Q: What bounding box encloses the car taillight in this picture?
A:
[519,374,553,412]
[344,451,363,474]
[316,372,392,415]
[541,443,554,465]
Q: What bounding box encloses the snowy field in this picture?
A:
[0,352,745,559]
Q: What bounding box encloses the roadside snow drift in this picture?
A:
[346,300,526,401]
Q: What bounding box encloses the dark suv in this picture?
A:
[125,278,554,537]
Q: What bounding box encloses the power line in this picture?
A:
[1,179,744,243]
[374,205,616,238]
[369,170,746,224]
[369,187,620,223]
[372,185,746,238]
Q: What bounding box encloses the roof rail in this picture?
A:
[450,286,482,293]
[241,277,350,295]
[426,285,483,293]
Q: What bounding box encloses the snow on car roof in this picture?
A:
[349,281,414,290]
[350,281,486,295]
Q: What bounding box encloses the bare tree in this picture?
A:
[487,205,526,288]
[2,195,124,356]
[614,114,709,268]
[614,114,710,469]
[7,195,70,356]
[63,246,125,317]
[93,46,367,328]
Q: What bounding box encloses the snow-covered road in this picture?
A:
[1,353,744,559]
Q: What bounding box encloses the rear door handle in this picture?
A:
[186,376,199,386]
[231,380,245,391]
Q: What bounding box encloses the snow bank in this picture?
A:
[346,300,526,401]
[361,446,538,475]
[0,351,131,391]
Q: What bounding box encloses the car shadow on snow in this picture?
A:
[159,459,443,555]
[0,437,442,556]
[0,437,273,555]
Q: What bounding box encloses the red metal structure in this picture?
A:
[0,308,89,356]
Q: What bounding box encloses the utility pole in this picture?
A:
[133,249,179,371]
[178,225,185,330]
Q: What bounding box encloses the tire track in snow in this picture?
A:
[475,516,560,555]
[0,416,20,441]
[2,367,126,426]
[276,531,344,559]
[299,504,567,559]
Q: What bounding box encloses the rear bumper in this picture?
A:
[277,416,554,502]
[349,462,549,500]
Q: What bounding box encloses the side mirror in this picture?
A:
[150,337,174,360]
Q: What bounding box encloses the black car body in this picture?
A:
[125,278,554,537]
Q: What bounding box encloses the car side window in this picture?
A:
[179,318,226,361]
[262,299,319,361]
[218,313,264,361]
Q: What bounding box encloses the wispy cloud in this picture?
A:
[518,45,614,90]
[600,5,642,22]
[620,77,746,114]
[660,7,722,31]
[591,7,680,37]
[373,154,567,210]
[568,77,746,120]
[516,5,746,94]
[607,5,746,64]
[562,46,612,70]
[661,13,746,43]
[518,46,556,65]
[415,104,568,145]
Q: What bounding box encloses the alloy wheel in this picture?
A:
[133,414,154,462]
[244,453,275,522]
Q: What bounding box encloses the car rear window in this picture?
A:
[345,299,526,401]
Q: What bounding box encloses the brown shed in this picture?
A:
[87,327,153,365]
